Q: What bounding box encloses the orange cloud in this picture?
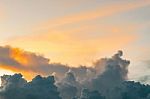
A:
[0,64,36,80]
[10,48,29,66]
[0,46,73,80]
[0,46,50,80]
[0,45,131,81]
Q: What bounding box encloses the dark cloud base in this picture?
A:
[0,74,150,99]
[0,46,150,99]
[0,74,61,99]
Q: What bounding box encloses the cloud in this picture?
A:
[80,50,130,99]
[0,73,61,99]
[4,0,148,67]
[6,29,137,66]
[56,70,81,99]
[0,45,66,80]
[36,0,150,30]
[120,81,150,99]
[0,49,150,99]
[74,88,105,99]
[0,46,96,80]
[74,51,150,99]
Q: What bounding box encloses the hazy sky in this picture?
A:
[0,0,150,80]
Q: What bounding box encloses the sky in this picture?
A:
[0,0,150,81]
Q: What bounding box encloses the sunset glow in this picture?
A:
[0,1,150,99]
[0,0,150,83]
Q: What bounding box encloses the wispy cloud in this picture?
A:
[36,0,150,31]
[2,0,149,66]
[5,29,137,66]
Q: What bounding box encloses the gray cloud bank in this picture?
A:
[0,74,61,99]
[0,46,150,99]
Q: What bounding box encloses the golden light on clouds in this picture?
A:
[10,48,29,66]
[0,46,47,80]
[2,0,148,67]
[0,0,150,83]
[5,30,137,66]
[0,63,35,80]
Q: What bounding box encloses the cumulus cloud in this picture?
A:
[0,74,61,99]
[0,46,150,99]
[73,50,149,99]
[91,50,130,91]
[56,70,80,99]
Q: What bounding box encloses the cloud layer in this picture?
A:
[0,46,150,99]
